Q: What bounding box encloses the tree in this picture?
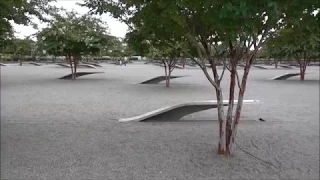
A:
[0,38,35,63]
[83,0,319,155]
[125,29,186,87]
[0,34,14,61]
[13,38,34,65]
[149,45,181,87]
[37,11,111,80]
[101,37,134,61]
[0,0,55,62]
[0,0,53,46]
[267,11,320,80]
[264,41,288,68]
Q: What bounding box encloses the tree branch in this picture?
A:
[169,58,177,72]
[164,40,203,69]
[219,60,227,82]
[235,70,241,89]
[202,67,220,89]
[186,33,207,68]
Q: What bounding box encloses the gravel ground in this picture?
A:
[1,63,319,180]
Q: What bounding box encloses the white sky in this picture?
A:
[12,0,128,39]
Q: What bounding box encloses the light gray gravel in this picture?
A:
[1,64,319,180]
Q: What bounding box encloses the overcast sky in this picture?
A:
[12,0,128,39]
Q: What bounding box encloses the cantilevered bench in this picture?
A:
[159,64,184,69]
[140,75,186,84]
[279,65,293,69]
[152,62,163,67]
[187,63,197,67]
[110,62,121,65]
[56,63,70,68]
[119,100,259,122]
[270,73,301,80]
[59,72,104,79]
[56,63,96,69]
[253,65,268,69]
[82,62,102,67]
[78,64,96,69]
[28,62,42,66]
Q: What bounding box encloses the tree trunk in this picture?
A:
[225,66,236,154]
[74,56,77,79]
[295,52,309,81]
[216,88,227,155]
[167,70,171,87]
[299,61,307,81]
[229,66,251,153]
[163,60,170,87]
[74,61,77,80]
[182,58,186,69]
[68,55,75,81]
[275,59,278,68]
[73,55,80,80]
[201,57,228,155]
[67,55,75,80]
[19,56,22,66]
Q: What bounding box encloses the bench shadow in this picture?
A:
[143,119,260,124]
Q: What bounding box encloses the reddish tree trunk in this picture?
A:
[19,55,22,66]
[229,65,251,153]
[225,67,236,154]
[275,59,278,68]
[182,59,186,69]
[67,55,75,80]
[70,54,80,80]
[299,60,307,81]
[74,55,78,80]
[300,68,305,81]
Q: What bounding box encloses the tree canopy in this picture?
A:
[269,11,320,61]
[36,10,116,80]
[37,11,112,57]
[0,0,53,47]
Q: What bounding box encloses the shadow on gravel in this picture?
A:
[140,75,187,84]
[59,72,104,79]
[283,79,320,83]
[260,79,320,85]
[142,119,260,124]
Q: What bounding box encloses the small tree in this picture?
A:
[0,38,34,64]
[268,11,320,80]
[265,41,288,68]
[13,38,34,65]
[126,30,185,87]
[149,46,181,87]
[37,11,111,80]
